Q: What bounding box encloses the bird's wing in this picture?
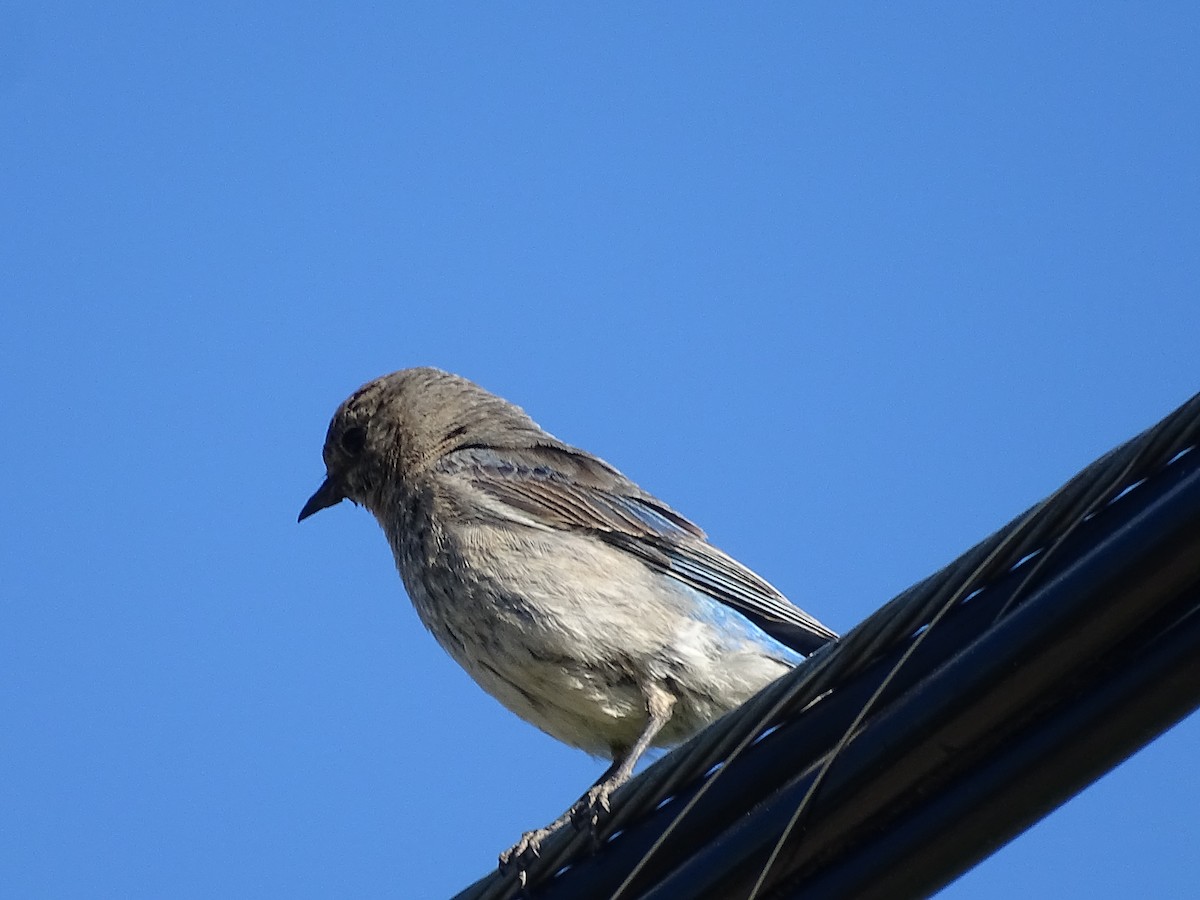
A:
[438,445,838,654]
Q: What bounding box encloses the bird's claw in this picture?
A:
[569,783,613,832]
[499,785,617,879]
[499,826,552,879]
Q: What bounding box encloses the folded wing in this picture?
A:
[438,444,838,654]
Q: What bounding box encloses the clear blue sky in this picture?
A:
[3,4,1198,898]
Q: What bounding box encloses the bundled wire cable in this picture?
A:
[457,390,1200,900]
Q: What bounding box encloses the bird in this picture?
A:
[298,367,837,867]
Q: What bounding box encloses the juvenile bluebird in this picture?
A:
[298,368,837,866]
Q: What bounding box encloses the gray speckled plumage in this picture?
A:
[299,367,837,865]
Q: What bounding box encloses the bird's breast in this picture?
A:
[380,503,795,755]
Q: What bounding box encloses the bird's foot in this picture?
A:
[498,823,557,880]
[498,784,618,877]
[568,781,615,832]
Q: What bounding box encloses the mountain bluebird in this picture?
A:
[299,367,837,865]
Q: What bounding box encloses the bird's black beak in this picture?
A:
[298,476,346,522]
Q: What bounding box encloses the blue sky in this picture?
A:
[3,4,1199,897]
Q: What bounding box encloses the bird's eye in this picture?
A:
[340,425,367,456]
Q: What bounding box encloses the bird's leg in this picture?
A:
[498,684,676,873]
[572,684,675,830]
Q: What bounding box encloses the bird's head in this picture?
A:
[298,367,545,522]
